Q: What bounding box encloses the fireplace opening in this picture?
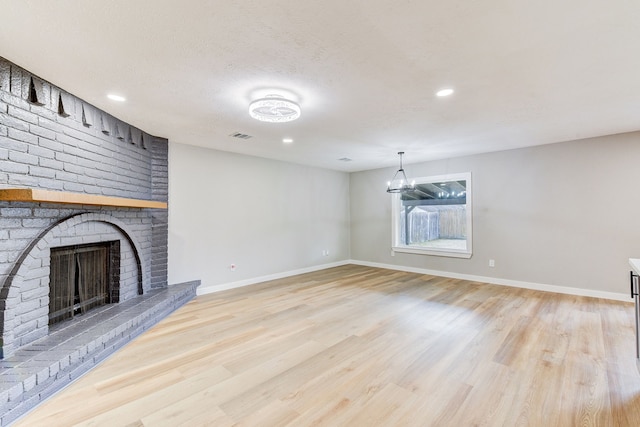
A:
[48,241,121,326]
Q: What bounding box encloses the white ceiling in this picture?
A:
[1,1,639,172]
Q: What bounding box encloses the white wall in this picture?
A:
[168,143,350,293]
[350,131,640,298]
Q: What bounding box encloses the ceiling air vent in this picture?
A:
[229,132,253,139]
[338,157,353,162]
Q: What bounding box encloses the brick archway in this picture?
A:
[0,212,145,358]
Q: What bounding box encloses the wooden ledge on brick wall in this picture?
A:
[0,188,167,209]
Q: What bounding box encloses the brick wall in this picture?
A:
[0,57,169,358]
[150,140,168,289]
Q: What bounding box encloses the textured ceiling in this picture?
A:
[1,1,639,172]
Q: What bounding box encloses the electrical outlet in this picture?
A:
[489,259,495,268]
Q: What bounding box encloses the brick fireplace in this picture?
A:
[3,212,146,355]
[0,57,196,424]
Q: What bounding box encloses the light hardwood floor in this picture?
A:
[14,265,640,426]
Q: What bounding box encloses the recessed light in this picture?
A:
[436,88,454,97]
[107,94,126,102]
[282,138,294,144]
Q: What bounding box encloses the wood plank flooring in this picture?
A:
[14,265,640,426]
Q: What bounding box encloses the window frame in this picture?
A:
[391,172,472,259]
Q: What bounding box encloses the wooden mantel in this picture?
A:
[0,188,167,209]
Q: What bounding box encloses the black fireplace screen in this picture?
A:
[49,241,119,325]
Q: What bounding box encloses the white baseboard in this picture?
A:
[349,259,630,302]
[196,260,351,296]
[195,258,630,302]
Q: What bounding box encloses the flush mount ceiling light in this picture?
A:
[387,152,416,193]
[249,94,301,123]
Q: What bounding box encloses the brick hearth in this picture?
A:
[0,281,198,426]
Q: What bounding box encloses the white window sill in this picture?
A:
[392,246,472,259]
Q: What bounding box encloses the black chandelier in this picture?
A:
[386,152,415,193]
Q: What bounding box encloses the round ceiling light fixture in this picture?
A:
[249,95,301,123]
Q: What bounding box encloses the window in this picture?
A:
[391,172,472,258]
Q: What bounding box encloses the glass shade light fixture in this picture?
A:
[387,151,416,193]
[249,94,301,123]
